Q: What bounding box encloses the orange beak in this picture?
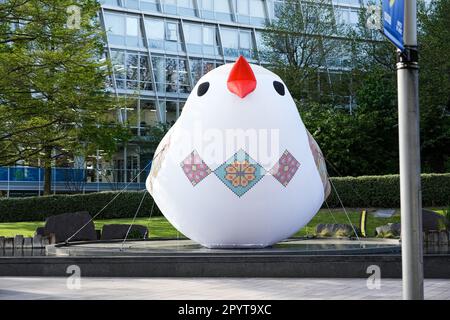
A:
[227,56,257,98]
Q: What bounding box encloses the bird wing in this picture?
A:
[306,130,331,199]
[146,125,174,196]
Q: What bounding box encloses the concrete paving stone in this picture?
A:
[0,277,449,300]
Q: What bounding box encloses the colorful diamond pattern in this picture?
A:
[214,149,266,197]
[269,150,300,187]
[180,150,211,186]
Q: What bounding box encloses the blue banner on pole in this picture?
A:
[382,0,405,51]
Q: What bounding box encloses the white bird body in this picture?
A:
[146,57,330,248]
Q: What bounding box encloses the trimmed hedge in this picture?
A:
[0,174,448,223]
[0,191,162,223]
[326,173,450,208]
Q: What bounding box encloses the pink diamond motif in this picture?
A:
[270,150,300,187]
[180,150,211,186]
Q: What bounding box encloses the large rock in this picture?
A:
[422,209,446,231]
[376,223,401,238]
[43,211,97,243]
[315,224,357,238]
[101,224,148,240]
[35,227,45,236]
[376,209,446,237]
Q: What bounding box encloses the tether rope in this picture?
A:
[324,200,338,224]
[328,176,362,244]
[146,200,155,237]
[121,190,147,251]
[65,161,152,243]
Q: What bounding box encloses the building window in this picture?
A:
[250,0,267,25]
[126,53,139,90]
[200,0,214,19]
[145,18,183,52]
[214,0,232,21]
[110,50,152,92]
[166,22,178,41]
[151,55,191,94]
[127,16,144,47]
[166,101,177,125]
[336,8,360,27]
[104,13,125,46]
[140,0,160,12]
[235,0,250,24]
[145,18,165,50]
[166,57,178,93]
[110,50,126,88]
[178,0,196,16]
[189,58,221,84]
[273,0,284,19]
[124,0,139,9]
[101,0,120,7]
[255,31,269,59]
[126,102,139,128]
[125,16,143,47]
[203,26,215,46]
[140,100,158,129]
[163,0,177,14]
[190,58,203,84]
[221,28,254,59]
[220,28,238,57]
[104,13,143,47]
[178,59,190,93]
[239,30,252,59]
[184,23,203,54]
[184,23,219,56]
[139,55,152,91]
[202,26,218,55]
[162,0,196,16]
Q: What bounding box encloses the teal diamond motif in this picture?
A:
[214,149,266,197]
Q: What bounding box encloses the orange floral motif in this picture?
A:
[224,160,256,187]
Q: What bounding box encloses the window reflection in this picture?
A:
[151,55,191,94]
[104,13,144,47]
[166,101,177,125]
[189,58,220,85]
[140,100,158,129]
[152,56,166,93]
[145,18,164,49]
[111,50,152,91]
[166,58,178,93]
[221,28,254,59]
[126,102,139,127]
[221,28,239,57]
[190,58,203,84]
[145,18,183,52]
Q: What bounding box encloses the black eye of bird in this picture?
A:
[197,82,210,96]
[273,81,285,96]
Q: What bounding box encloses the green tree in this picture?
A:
[418,0,450,172]
[301,67,398,177]
[262,0,344,102]
[0,0,129,194]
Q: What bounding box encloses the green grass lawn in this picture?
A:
[2,208,439,238]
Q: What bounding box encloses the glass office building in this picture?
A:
[98,0,364,183]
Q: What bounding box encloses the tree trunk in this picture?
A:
[43,146,52,195]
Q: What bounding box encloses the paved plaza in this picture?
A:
[1,277,450,300]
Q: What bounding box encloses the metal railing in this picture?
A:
[0,166,151,196]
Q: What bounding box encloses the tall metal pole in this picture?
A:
[397,0,424,300]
